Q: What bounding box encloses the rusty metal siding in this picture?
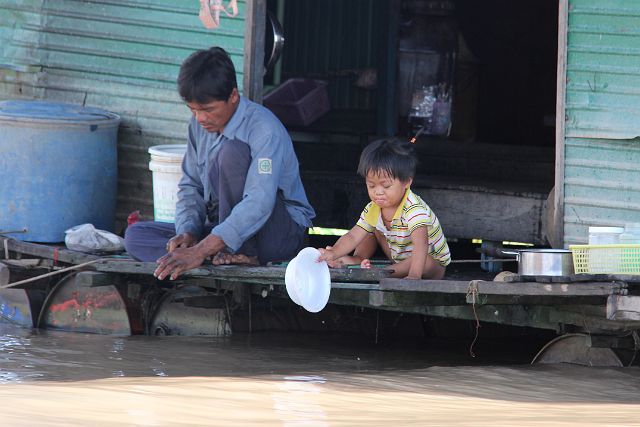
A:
[0,0,247,228]
[565,0,640,139]
[562,0,640,245]
[564,136,640,244]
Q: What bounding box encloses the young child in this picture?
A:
[318,138,451,279]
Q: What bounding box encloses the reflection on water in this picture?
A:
[1,324,640,426]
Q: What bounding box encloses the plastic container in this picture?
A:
[588,226,624,245]
[148,144,187,223]
[284,247,331,313]
[620,223,640,244]
[571,244,640,275]
[263,78,330,127]
[0,100,120,242]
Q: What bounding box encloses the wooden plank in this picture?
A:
[468,280,626,297]
[93,259,389,283]
[0,237,99,264]
[379,279,470,293]
[505,273,640,283]
[466,294,607,306]
[369,290,465,307]
[607,295,640,321]
[380,278,626,296]
[399,304,640,333]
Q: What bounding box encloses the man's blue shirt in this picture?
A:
[174,96,315,252]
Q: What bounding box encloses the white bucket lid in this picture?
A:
[589,226,624,234]
[148,144,187,160]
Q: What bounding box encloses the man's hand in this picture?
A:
[166,233,197,252]
[154,245,208,281]
[155,234,227,280]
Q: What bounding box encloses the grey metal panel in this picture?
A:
[280,0,381,110]
[563,1,640,246]
[563,137,640,245]
[0,0,247,227]
[565,0,640,139]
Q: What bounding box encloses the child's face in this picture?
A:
[365,171,412,210]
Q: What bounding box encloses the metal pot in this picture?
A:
[501,249,574,277]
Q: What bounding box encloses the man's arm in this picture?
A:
[174,122,208,238]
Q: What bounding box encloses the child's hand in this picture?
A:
[318,246,335,262]
[360,258,371,269]
[404,274,421,280]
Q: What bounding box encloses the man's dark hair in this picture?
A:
[357,138,417,182]
[177,47,238,103]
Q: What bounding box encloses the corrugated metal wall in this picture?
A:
[0,0,247,229]
[563,0,640,244]
[280,0,381,110]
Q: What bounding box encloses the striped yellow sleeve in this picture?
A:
[355,201,378,233]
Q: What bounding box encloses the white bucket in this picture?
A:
[148,144,187,223]
[588,226,624,245]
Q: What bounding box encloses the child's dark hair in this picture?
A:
[177,47,238,104]
[357,138,417,182]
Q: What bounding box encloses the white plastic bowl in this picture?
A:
[284,247,331,313]
[285,255,302,305]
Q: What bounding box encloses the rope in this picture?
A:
[0,259,102,289]
[466,280,481,358]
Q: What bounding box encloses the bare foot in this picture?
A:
[360,258,371,269]
[212,252,259,266]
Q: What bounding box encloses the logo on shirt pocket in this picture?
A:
[258,158,272,174]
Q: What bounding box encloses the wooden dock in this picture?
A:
[2,235,640,365]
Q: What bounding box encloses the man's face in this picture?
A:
[186,88,239,133]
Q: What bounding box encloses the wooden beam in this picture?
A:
[380,278,626,297]
[369,290,466,307]
[399,304,640,333]
[93,259,389,283]
[553,0,569,248]
[607,295,640,321]
[243,0,266,102]
[466,294,607,306]
[0,237,99,264]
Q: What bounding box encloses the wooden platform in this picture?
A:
[2,236,640,336]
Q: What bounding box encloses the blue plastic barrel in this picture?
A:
[0,100,120,242]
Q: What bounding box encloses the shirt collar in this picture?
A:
[391,188,411,221]
[220,95,247,141]
[365,187,412,225]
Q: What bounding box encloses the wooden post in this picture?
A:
[553,0,569,248]
[243,0,267,102]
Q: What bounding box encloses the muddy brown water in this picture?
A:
[1,324,640,426]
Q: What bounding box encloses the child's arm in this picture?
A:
[318,225,370,263]
[406,226,429,279]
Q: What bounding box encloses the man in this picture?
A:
[124,47,315,280]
